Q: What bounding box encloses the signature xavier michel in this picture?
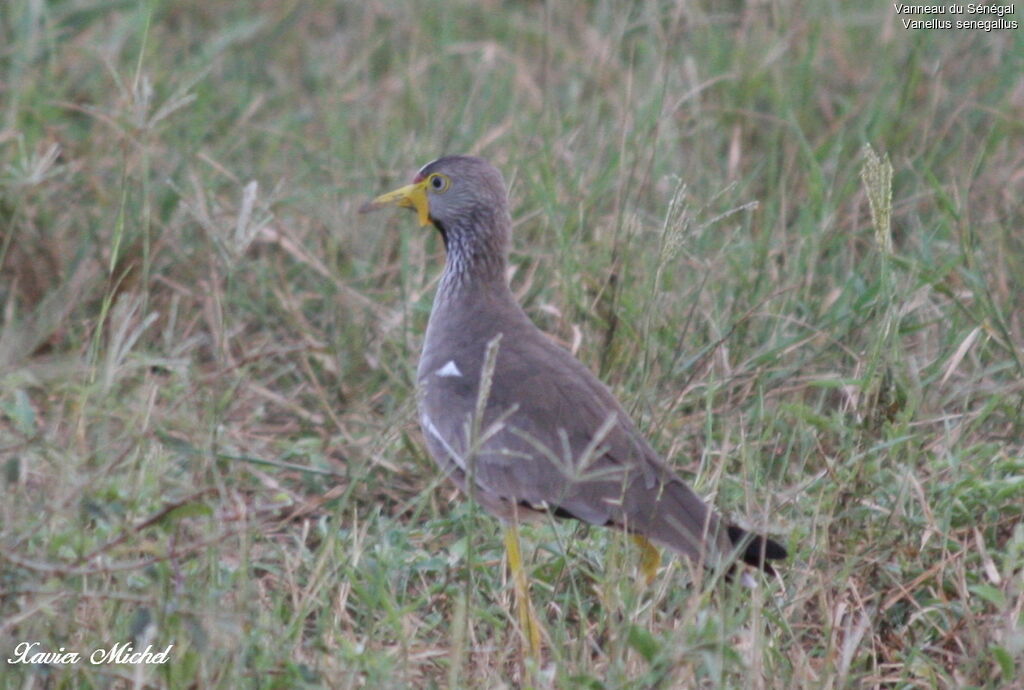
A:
[7,641,173,666]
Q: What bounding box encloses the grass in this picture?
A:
[1,0,1022,687]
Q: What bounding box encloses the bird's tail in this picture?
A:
[727,524,788,574]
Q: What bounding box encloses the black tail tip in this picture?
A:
[727,525,787,574]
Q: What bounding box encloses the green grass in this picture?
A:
[2,0,1022,687]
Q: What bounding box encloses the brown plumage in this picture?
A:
[363,155,786,574]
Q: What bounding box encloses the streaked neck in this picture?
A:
[435,212,511,299]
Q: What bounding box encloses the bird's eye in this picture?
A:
[427,173,450,192]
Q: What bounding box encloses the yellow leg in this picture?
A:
[631,534,661,586]
[504,524,542,659]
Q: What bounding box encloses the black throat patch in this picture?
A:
[433,218,448,250]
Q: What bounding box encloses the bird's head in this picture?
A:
[360,155,508,237]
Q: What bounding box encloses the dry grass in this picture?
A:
[2,1,1022,688]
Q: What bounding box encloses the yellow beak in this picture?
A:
[359,179,431,227]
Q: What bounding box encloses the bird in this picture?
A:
[361,155,786,656]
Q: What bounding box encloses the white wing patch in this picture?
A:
[421,412,465,470]
[435,360,462,378]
